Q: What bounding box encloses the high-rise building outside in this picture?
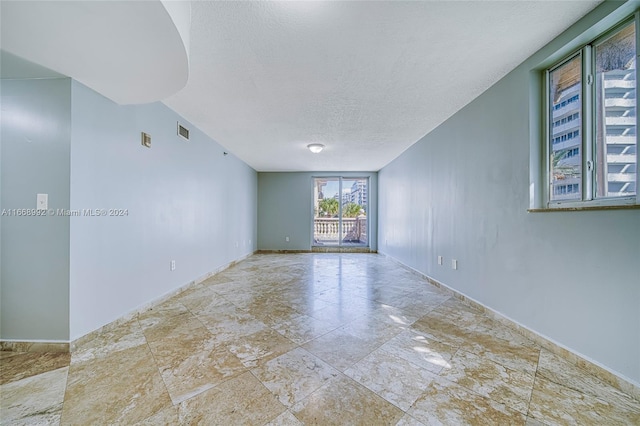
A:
[349,180,367,207]
[596,63,637,197]
[550,58,636,200]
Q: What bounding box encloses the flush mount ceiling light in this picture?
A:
[307,143,325,153]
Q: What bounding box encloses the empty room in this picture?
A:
[1,0,639,424]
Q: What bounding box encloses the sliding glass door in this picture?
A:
[313,177,368,247]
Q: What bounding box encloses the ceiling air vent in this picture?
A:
[177,122,190,140]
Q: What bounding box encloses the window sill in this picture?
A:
[528,204,640,212]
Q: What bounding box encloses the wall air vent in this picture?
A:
[141,132,151,148]
[177,122,190,140]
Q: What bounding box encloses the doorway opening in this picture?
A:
[313,177,369,247]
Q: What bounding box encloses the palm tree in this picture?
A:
[318,198,339,217]
[343,203,363,218]
[551,148,579,181]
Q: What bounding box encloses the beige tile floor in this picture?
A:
[2,254,639,425]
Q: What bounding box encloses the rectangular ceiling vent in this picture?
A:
[177,122,190,140]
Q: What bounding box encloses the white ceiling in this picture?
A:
[0,1,189,104]
[1,1,603,172]
[164,1,602,172]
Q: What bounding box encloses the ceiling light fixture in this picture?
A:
[307,143,325,153]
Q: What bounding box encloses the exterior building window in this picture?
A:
[546,16,638,207]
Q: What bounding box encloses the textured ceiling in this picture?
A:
[1,1,603,172]
[164,1,602,172]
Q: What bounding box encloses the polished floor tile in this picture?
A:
[438,348,535,415]
[71,319,148,364]
[290,375,405,425]
[528,375,640,425]
[251,347,340,408]
[413,308,540,376]
[344,348,438,411]
[408,372,527,425]
[307,302,365,327]
[196,308,269,346]
[265,409,304,426]
[148,327,246,404]
[227,327,298,368]
[177,371,286,425]
[269,313,338,345]
[0,366,68,425]
[536,348,639,406]
[395,413,427,426]
[0,352,69,385]
[133,404,179,425]
[2,253,639,425]
[301,328,381,372]
[61,342,172,425]
[379,329,457,374]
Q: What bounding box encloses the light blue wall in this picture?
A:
[0,75,257,342]
[378,2,640,384]
[258,172,377,251]
[1,78,71,341]
[69,81,257,340]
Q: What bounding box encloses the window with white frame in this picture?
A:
[546,15,638,207]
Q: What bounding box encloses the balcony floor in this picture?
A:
[313,239,368,247]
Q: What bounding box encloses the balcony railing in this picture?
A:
[552,139,581,152]
[607,153,636,164]
[313,217,368,246]
[604,80,635,89]
[552,103,580,118]
[604,98,636,108]
[606,116,636,126]
[552,121,580,135]
[606,135,636,145]
[608,172,636,183]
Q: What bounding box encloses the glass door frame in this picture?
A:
[311,176,370,247]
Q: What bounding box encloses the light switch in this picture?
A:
[37,193,48,210]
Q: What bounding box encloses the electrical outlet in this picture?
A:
[285,236,290,242]
[437,255,443,265]
[451,259,458,270]
[170,260,176,271]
